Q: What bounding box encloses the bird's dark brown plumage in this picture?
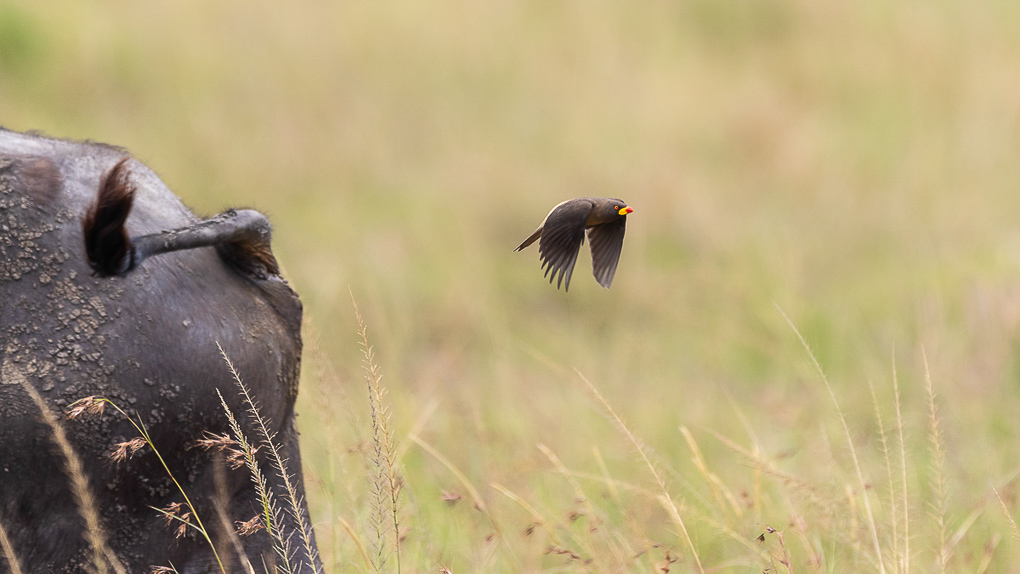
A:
[515,197,633,291]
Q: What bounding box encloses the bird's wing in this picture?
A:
[586,216,627,288]
[538,199,592,291]
[514,227,542,251]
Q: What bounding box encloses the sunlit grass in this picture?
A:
[5,0,1020,570]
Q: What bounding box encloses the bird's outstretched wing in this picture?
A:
[538,200,592,291]
[586,216,626,288]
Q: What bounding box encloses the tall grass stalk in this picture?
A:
[0,514,23,574]
[20,380,125,574]
[351,293,404,574]
[868,378,898,574]
[777,305,887,574]
[490,482,562,545]
[218,344,322,573]
[923,347,948,571]
[409,433,523,571]
[993,487,1020,544]
[537,443,602,527]
[216,386,296,574]
[891,353,910,574]
[575,369,705,574]
[679,427,741,521]
[212,455,257,574]
[337,515,374,572]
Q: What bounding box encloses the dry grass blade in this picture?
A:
[490,483,561,545]
[537,444,602,528]
[574,369,705,574]
[679,427,741,520]
[776,305,886,574]
[591,447,621,505]
[213,455,257,574]
[975,534,1000,574]
[993,487,1020,544]
[409,433,521,570]
[219,344,322,573]
[705,427,838,518]
[337,515,374,573]
[18,379,125,574]
[408,433,488,514]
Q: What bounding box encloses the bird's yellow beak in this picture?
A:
[619,206,633,215]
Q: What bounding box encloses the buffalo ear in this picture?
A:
[83,158,136,277]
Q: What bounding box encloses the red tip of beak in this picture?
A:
[623,207,634,214]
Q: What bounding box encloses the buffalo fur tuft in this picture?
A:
[217,239,281,279]
[215,212,281,279]
[83,158,136,277]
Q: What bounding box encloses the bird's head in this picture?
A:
[608,200,633,217]
[588,198,633,225]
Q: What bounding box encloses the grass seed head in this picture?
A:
[190,432,236,451]
[175,513,192,539]
[235,515,264,537]
[109,438,147,463]
[160,502,184,526]
[65,396,106,420]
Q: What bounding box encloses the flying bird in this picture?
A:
[515,197,633,291]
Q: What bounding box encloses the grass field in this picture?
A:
[5,1,1020,571]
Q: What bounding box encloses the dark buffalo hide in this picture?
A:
[0,128,321,573]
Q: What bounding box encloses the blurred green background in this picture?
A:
[6,0,1020,571]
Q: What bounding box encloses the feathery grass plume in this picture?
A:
[351,292,404,573]
[868,378,898,574]
[922,347,948,571]
[574,369,705,574]
[993,487,1020,544]
[20,383,125,574]
[0,512,23,574]
[215,386,296,574]
[65,395,224,574]
[218,344,322,573]
[212,451,257,574]
[891,352,910,574]
[776,305,887,574]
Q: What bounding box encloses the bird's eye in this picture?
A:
[613,206,619,210]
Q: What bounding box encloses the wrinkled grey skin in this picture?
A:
[0,129,321,573]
